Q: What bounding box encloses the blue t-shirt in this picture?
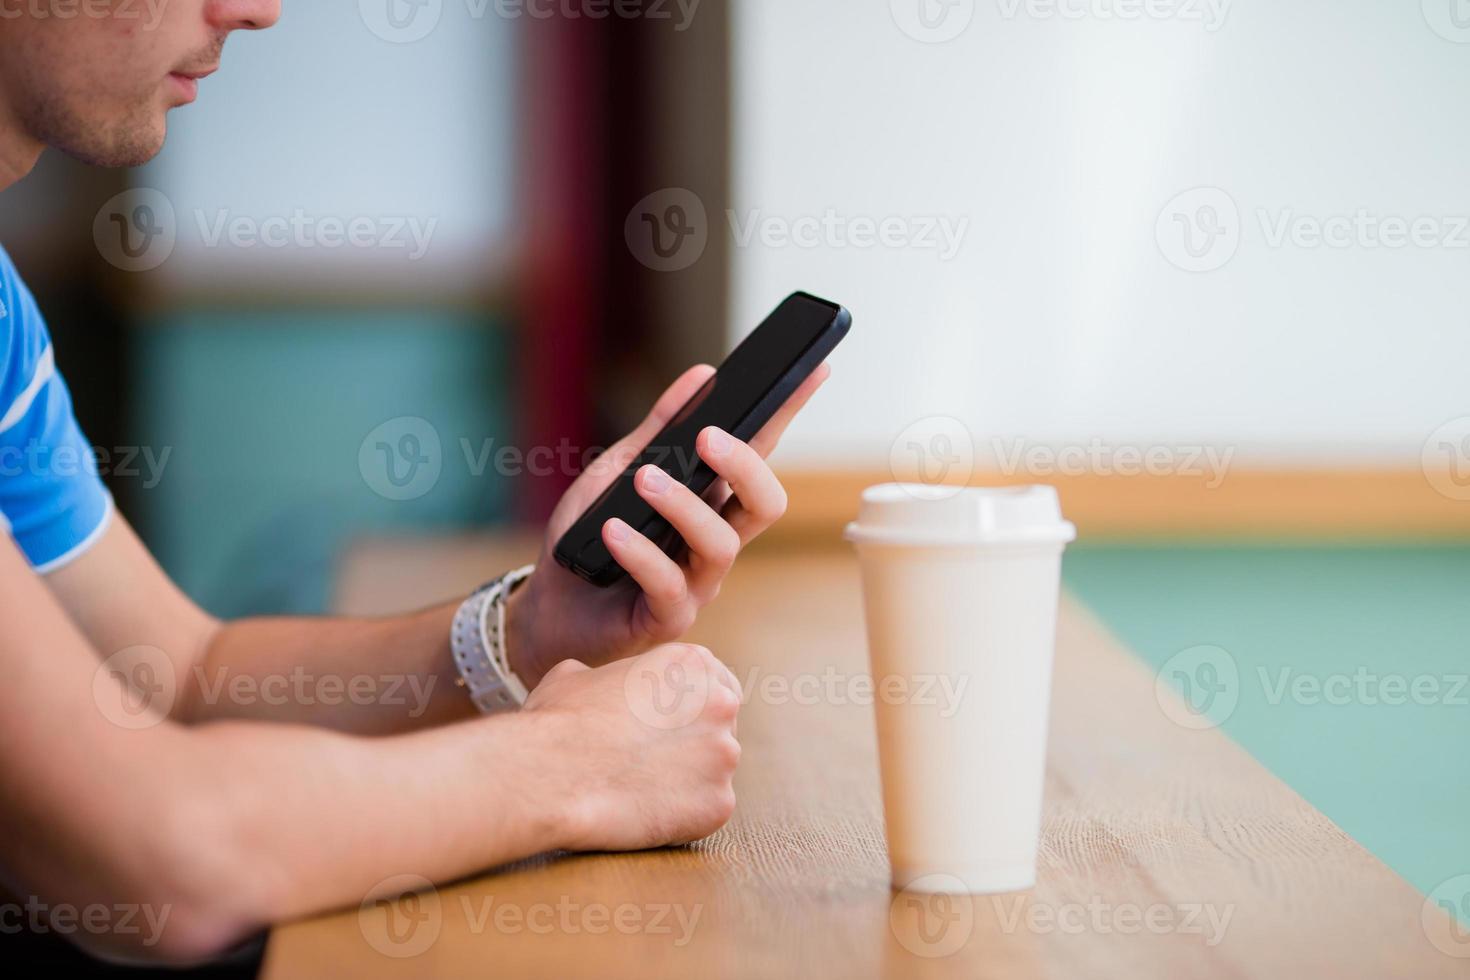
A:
[0,244,113,571]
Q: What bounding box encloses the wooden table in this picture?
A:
[262,535,1468,979]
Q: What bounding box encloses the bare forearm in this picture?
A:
[191,711,571,930]
[7,710,574,962]
[183,604,476,734]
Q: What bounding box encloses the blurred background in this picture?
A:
[1,0,1467,917]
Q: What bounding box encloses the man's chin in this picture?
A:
[60,120,167,169]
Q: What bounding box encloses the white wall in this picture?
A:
[730,0,1470,469]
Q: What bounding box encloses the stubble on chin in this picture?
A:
[18,79,167,169]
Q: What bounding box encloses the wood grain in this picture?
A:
[262,536,1467,979]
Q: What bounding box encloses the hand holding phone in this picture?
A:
[554,292,852,587]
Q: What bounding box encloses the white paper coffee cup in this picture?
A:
[845,483,1076,894]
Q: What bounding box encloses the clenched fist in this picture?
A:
[524,643,743,851]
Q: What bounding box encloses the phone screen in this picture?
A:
[555,292,850,586]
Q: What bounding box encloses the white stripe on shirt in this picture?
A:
[33,492,114,574]
[0,343,56,435]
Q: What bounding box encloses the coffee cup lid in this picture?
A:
[844,483,1077,548]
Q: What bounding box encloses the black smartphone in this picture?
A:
[554,291,852,587]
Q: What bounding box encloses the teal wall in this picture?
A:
[130,311,513,616]
[1064,543,1470,908]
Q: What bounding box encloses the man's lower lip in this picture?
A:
[168,73,198,102]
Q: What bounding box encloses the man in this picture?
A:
[0,1,828,965]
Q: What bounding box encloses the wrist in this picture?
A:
[506,709,593,851]
[502,576,545,688]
